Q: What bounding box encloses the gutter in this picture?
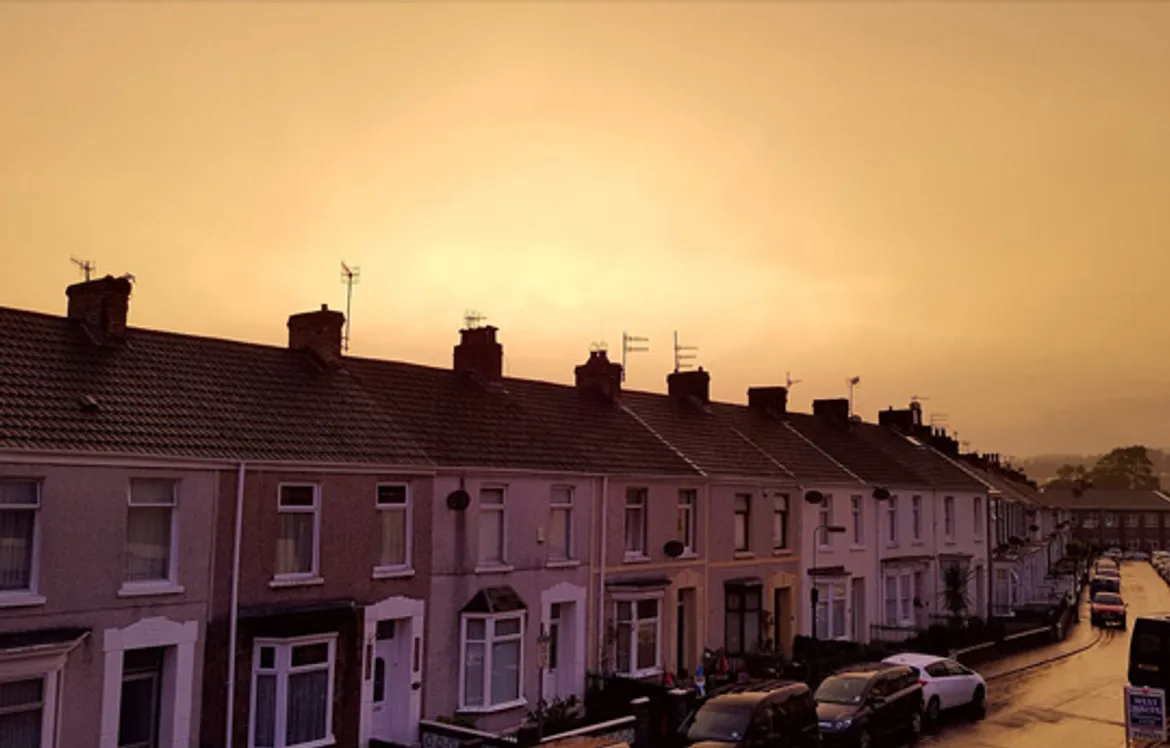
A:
[225,462,246,748]
[596,474,609,669]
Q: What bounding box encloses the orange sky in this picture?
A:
[2,2,1168,457]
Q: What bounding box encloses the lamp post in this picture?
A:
[809,521,847,686]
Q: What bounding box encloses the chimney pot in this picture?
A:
[667,369,711,404]
[66,274,133,344]
[288,304,345,365]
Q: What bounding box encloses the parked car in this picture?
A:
[1124,550,1151,561]
[678,679,820,748]
[814,663,924,748]
[1095,557,1118,572]
[1090,576,1121,596]
[881,653,987,724]
[1090,591,1128,629]
[1095,567,1121,581]
[1105,547,1124,560]
[1130,616,1170,691]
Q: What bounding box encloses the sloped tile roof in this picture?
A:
[850,424,986,491]
[346,358,700,475]
[0,307,432,464]
[707,403,863,484]
[619,391,788,478]
[783,414,922,486]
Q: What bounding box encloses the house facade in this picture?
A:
[1047,488,1170,552]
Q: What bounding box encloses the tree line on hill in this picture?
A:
[1014,445,1166,491]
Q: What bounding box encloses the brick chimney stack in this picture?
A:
[667,368,710,404]
[575,349,623,401]
[747,386,788,415]
[453,325,503,382]
[288,304,345,366]
[66,274,133,344]
[812,398,851,425]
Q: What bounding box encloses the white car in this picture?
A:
[882,653,987,723]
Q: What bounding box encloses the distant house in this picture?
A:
[1045,487,1170,553]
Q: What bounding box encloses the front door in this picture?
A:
[118,647,165,748]
[371,618,417,745]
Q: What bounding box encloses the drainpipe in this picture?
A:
[225,462,247,748]
[596,475,609,669]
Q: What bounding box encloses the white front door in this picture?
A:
[371,618,420,745]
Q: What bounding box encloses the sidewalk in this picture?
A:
[974,591,1095,680]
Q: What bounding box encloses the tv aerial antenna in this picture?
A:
[785,371,802,389]
[672,330,698,373]
[847,376,861,417]
[339,262,361,352]
[620,331,649,383]
[464,309,486,329]
[71,257,96,281]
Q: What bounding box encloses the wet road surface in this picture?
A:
[921,560,1166,748]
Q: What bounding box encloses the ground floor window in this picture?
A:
[814,581,848,640]
[460,613,523,710]
[883,572,915,626]
[119,647,165,748]
[0,677,44,748]
[724,583,762,654]
[614,597,661,678]
[251,636,336,748]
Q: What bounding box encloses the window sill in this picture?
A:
[733,551,756,560]
[678,550,699,560]
[118,582,185,598]
[546,559,582,569]
[458,698,527,715]
[772,548,792,556]
[622,554,651,565]
[269,575,325,589]
[0,592,46,609]
[911,541,926,547]
[944,540,958,546]
[373,567,416,580]
[850,545,866,552]
[475,564,515,575]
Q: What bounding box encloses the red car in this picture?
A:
[1091,591,1128,629]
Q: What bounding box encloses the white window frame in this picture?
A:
[813,581,849,641]
[883,572,915,626]
[0,479,43,604]
[374,483,412,577]
[943,496,955,540]
[677,489,697,556]
[817,496,833,549]
[249,635,337,748]
[477,486,508,569]
[911,496,922,541]
[734,494,752,553]
[850,496,863,546]
[0,670,59,748]
[121,478,180,595]
[623,488,648,561]
[973,497,983,539]
[887,497,899,546]
[273,484,321,584]
[548,486,575,563]
[611,594,663,679]
[1146,513,1160,529]
[772,493,789,551]
[1125,513,1140,529]
[1104,512,1116,528]
[458,613,525,712]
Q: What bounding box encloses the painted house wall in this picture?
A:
[0,461,215,748]
[202,469,434,748]
[934,491,989,622]
[797,485,877,642]
[424,473,594,733]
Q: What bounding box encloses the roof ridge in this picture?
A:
[782,421,866,484]
[618,403,707,478]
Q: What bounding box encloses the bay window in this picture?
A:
[813,581,848,640]
[460,614,524,710]
[0,677,46,748]
[250,636,336,748]
[883,572,915,626]
[724,583,762,655]
[613,597,660,677]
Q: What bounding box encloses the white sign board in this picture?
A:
[1125,685,1167,743]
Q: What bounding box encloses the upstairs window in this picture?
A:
[734,494,752,552]
[478,488,507,567]
[624,488,648,558]
[0,481,40,594]
[375,484,411,573]
[276,485,319,579]
[678,489,697,555]
[549,487,574,562]
[772,494,789,550]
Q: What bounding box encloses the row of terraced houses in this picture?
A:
[0,276,1074,748]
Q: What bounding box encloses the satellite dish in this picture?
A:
[446,489,471,512]
[803,490,825,505]
[663,540,686,558]
[872,487,891,501]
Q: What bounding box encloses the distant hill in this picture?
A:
[1012,448,1170,486]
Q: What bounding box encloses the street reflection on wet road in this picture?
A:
[921,561,1164,748]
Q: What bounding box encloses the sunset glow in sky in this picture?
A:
[2,3,1168,456]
